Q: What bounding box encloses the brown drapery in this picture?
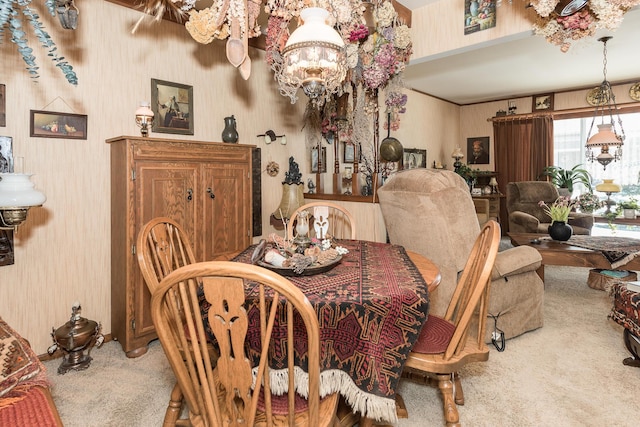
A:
[493,115,554,231]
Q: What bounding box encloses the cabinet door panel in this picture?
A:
[133,162,198,338]
[201,163,251,260]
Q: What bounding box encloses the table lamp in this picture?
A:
[595,179,621,215]
[135,101,154,137]
[489,176,499,194]
[451,147,464,172]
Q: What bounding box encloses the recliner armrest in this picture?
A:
[491,246,542,280]
[568,212,594,230]
[509,211,541,232]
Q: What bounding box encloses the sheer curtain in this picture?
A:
[493,115,554,231]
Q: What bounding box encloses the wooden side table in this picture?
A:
[609,282,640,367]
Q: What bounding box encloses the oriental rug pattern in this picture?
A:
[219,239,430,423]
[560,236,640,269]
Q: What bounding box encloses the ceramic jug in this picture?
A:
[222,115,239,143]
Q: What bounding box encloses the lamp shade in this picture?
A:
[0,173,46,207]
[135,101,154,118]
[586,123,622,147]
[281,8,346,99]
[595,179,621,193]
[451,147,464,159]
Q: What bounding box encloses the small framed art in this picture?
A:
[403,148,426,169]
[30,110,88,139]
[343,142,357,163]
[311,147,327,173]
[532,93,554,111]
[151,79,194,135]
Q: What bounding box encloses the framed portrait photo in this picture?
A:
[467,137,490,165]
[151,79,194,135]
[403,148,427,169]
[532,93,554,111]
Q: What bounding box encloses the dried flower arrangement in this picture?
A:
[530,0,640,52]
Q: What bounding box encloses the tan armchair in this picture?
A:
[506,181,593,235]
[378,169,544,343]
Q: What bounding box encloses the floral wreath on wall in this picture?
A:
[530,0,640,52]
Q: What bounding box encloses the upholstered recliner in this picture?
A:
[378,169,544,343]
[506,181,593,235]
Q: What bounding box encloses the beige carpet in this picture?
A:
[44,266,640,426]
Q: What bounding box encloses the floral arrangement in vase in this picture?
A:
[574,192,603,213]
[530,0,640,52]
[539,196,576,222]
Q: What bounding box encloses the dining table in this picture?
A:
[227,239,441,424]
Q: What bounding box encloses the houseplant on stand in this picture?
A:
[539,196,575,241]
[540,164,593,197]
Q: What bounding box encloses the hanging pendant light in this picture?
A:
[585,36,625,170]
[277,8,347,103]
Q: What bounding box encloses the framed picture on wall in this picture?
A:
[30,110,88,139]
[311,147,327,173]
[151,79,194,135]
[343,142,357,163]
[532,93,554,111]
[403,148,427,169]
[467,136,490,165]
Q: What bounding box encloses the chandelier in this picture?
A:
[277,8,347,103]
[585,36,625,170]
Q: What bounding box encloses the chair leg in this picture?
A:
[436,373,460,427]
[163,382,184,427]
[453,372,464,405]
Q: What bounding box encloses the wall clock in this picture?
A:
[586,87,609,106]
[629,83,640,102]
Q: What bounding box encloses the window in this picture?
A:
[553,112,640,202]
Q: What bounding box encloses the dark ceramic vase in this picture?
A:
[222,115,239,143]
[548,221,572,241]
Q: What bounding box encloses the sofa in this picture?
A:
[0,317,63,426]
[378,169,545,343]
[506,181,594,235]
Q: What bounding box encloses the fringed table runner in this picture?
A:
[558,236,640,269]
[225,239,430,423]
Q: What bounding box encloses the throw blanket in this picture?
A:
[609,282,640,337]
[560,236,640,269]
[226,239,430,423]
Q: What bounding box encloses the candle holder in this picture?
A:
[293,209,311,252]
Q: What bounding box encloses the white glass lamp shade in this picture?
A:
[489,177,498,187]
[281,8,347,99]
[135,101,155,136]
[0,173,46,208]
[586,123,622,148]
[451,147,464,160]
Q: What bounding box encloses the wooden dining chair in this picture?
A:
[287,201,356,241]
[402,220,500,427]
[136,217,199,426]
[151,261,340,427]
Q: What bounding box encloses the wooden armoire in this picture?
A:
[107,136,253,357]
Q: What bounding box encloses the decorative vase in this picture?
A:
[221,115,239,143]
[548,221,572,241]
[469,1,479,17]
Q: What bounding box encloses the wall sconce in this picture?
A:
[0,172,46,230]
[135,101,154,137]
[451,147,464,172]
[257,130,287,145]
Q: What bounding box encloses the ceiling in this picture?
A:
[397,1,640,105]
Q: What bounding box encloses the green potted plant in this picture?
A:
[540,164,593,195]
[616,198,639,219]
[454,163,478,188]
